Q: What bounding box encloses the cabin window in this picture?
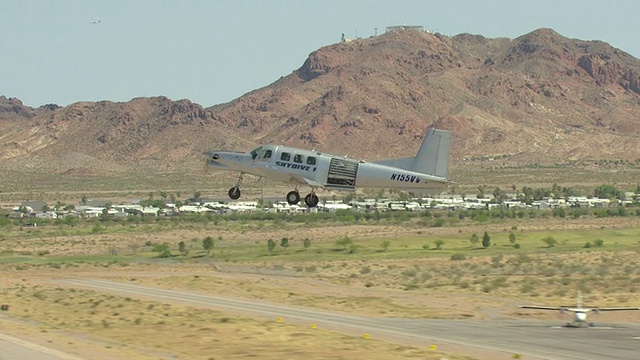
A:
[280,152,291,161]
[261,149,272,159]
[306,156,316,165]
[293,154,304,163]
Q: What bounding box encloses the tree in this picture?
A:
[194,191,202,203]
[178,241,188,256]
[482,231,491,249]
[521,186,534,205]
[81,195,88,205]
[267,239,276,253]
[202,236,214,253]
[152,243,171,258]
[335,236,353,251]
[594,184,623,200]
[509,232,517,246]
[280,237,289,250]
[434,239,445,250]
[542,236,557,248]
[303,238,311,250]
[381,240,390,252]
[343,192,356,203]
[470,233,479,247]
[477,185,486,199]
[492,187,506,203]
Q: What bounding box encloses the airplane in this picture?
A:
[519,289,640,327]
[203,127,453,207]
[90,20,101,24]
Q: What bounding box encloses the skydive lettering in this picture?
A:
[276,161,316,172]
[390,173,421,183]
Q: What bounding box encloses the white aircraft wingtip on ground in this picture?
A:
[519,289,640,327]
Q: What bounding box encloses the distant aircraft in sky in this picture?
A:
[90,20,101,24]
[519,290,640,327]
[203,127,453,207]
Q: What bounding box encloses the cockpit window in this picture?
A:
[250,147,262,160]
[261,149,272,159]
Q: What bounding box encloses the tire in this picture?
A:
[286,191,300,205]
[304,193,319,208]
[228,187,241,200]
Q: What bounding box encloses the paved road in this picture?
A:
[0,332,83,360]
[56,278,640,360]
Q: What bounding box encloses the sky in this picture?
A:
[2,0,640,108]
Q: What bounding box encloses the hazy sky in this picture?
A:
[2,0,639,108]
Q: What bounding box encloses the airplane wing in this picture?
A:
[595,307,640,311]
[519,306,562,311]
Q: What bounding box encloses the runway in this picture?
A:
[0,332,83,360]
[54,279,640,360]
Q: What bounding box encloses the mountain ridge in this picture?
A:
[2,28,640,176]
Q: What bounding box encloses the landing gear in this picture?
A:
[228,186,241,200]
[228,173,244,200]
[304,193,319,208]
[286,191,300,205]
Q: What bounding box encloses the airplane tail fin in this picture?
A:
[411,128,451,178]
[373,128,451,178]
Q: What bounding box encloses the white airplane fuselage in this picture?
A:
[204,127,452,207]
[204,144,449,194]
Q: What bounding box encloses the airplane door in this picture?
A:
[326,157,359,190]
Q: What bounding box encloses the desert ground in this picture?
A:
[1,209,640,359]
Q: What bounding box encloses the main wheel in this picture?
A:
[286,191,300,205]
[228,186,241,200]
[304,193,319,208]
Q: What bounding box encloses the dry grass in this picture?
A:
[0,282,471,360]
[2,213,640,359]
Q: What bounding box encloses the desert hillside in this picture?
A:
[2,28,640,176]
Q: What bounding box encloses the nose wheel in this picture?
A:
[228,186,241,200]
[286,191,300,205]
[304,193,319,208]
[228,173,244,200]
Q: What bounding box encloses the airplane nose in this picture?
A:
[202,151,220,161]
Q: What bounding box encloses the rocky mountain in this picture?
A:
[2,28,640,175]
